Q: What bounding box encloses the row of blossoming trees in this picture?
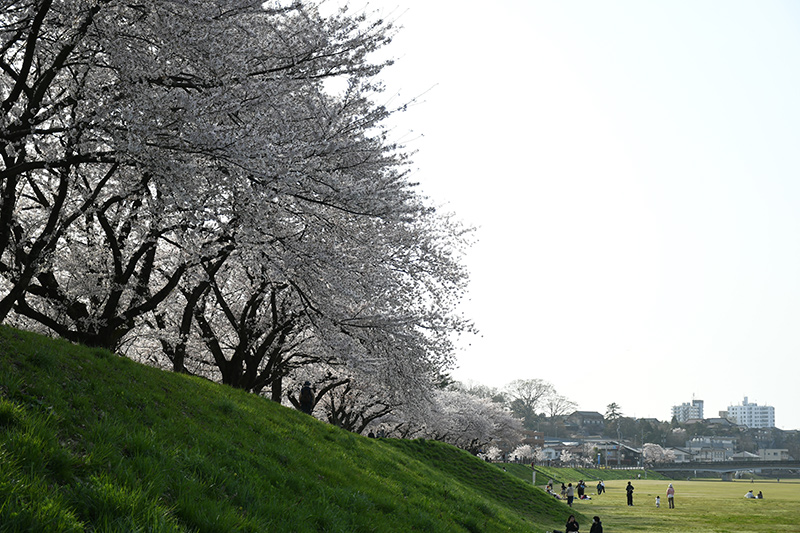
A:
[0,0,522,449]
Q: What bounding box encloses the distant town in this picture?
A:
[500,395,798,473]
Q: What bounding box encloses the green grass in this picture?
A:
[573,478,800,533]
[0,325,575,532]
[530,464,669,486]
[1,324,798,532]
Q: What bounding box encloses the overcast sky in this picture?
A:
[357,0,800,430]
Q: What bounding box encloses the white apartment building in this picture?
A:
[671,399,704,423]
[727,396,775,428]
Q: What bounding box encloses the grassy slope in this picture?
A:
[0,326,576,532]
[530,465,669,485]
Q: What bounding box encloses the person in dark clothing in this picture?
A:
[589,516,603,533]
[565,514,580,532]
[626,481,635,506]
[298,381,315,414]
[577,480,585,498]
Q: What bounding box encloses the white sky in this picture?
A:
[355,0,800,430]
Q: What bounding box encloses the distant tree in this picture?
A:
[617,417,640,441]
[510,444,533,462]
[455,380,506,404]
[505,379,554,428]
[642,443,676,465]
[412,389,523,455]
[482,446,503,462]
[604,403,624,440]
[665,427,687,447]
[559,449,574,465]
[533,446,549,464]
[605,403,622,420]
[544,394,577,419]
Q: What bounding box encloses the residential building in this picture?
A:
[589,440,642,466]
[730,451,759,461]
[671,398,704,423]
[566,411,605,435]
[727,397,775,428]
[757,449,791,461]
[685,436,737,462]
[521,430,545,449]
[666,447,694,463]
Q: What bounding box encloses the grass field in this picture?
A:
[550,477,800,533]
[1,324,797,532]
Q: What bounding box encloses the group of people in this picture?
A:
[655,483,676,508]
[545,479,597,507]
[744,490,764,499]
[548,480,680,532]
[626,481,677,508]
[551,515,603,533]
[547,479,678,509]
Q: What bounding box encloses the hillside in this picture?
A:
[0,326,577,532]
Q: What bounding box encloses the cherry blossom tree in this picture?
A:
[533,446,549,464]
[479,446,503,462]
[642,443,676,465]
[0,1,120,320]
[409,389,523,454]
[559,449,575,465]
[3,0,475,408]
[511,444,534,463]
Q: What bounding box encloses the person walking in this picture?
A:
[589,516,603,533]
[666,483,675,508]
[566,483,575,507]
[626,481,635,506]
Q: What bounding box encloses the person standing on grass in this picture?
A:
[589,516,603,533]
[566,483,575,507]
[626,481,635,506]
[666,483,675,508]
[298,381,315,414]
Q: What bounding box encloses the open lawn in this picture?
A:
[551,478,800,533]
